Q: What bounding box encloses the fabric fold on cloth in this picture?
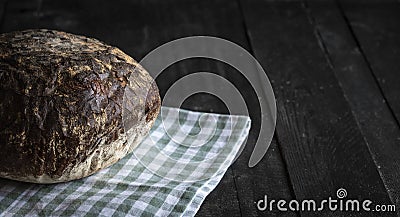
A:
[0,106,251,216]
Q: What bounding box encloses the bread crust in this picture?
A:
[0,29,160,183]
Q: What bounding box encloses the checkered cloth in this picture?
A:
[0,107,251,216]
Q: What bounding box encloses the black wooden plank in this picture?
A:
[337,0,400,126]
[240,0,394,216]
[1,0,296,216]
[232,138,297,216]
[305,0,400,213]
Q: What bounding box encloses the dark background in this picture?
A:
[1,0,400,216]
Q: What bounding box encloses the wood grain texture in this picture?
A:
[240,0,394,216]
[305,0,400,213]
[338,0,400,125]
[0,0,295,216]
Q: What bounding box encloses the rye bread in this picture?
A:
[0,29,160,183]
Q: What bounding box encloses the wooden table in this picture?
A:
[1,0,399,216]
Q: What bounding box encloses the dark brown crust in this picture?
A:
[0,29,160,181]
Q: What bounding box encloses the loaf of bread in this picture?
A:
[0,29,161,183]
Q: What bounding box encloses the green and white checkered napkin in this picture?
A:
[0,106,251,216]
